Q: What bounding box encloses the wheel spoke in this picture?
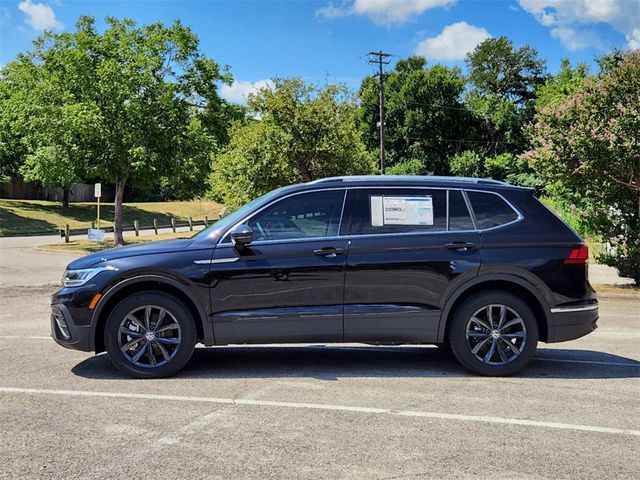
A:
[471,336,491,354]
[502,332,526,339]
[503,339,522,356]
[144,306,152,331]
[155,322,179,334]
[147,344,157,367]
[467,331,490,339]
[154,308,166,331]
[485,305,494,329]
[155,341,171,361]
[120,337,143,353]
[470,316,492,332]
[496,340,509,362]
[501,317,523,330]
[119,326,144,338]
[125,315,146,332]
[156,337,180,345]
[497,305,507,329]
[131,342,149,363]
[483,339,497,363]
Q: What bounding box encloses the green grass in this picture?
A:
[38,231,197,253]
[0,199,224,236]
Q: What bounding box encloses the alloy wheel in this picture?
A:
[465,304,527,366]
[117,305,181,368]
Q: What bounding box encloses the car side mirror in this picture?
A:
[230,224,253,249]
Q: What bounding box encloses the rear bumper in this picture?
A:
[547,304,599,343]
[51,304,92,352]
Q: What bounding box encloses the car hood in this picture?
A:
[67,238,196,269]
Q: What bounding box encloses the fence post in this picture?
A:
[153,219,158,235]
[204,216,208,227]
[188,217,193,231]
[64,225,70,244]
[134,220,139,237]
[171,218,176,233]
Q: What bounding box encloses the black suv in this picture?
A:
[52,176,598,378]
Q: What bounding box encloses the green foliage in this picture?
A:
[2,16,231,243]
[450,150,539,188]
[211,78,375,208]
[385,159,424,176]
[359,56,470,174]
[526,51,640,284]
[536,59,590,110]
[466,37,548,105]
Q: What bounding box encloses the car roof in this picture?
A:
[299,175,525,191]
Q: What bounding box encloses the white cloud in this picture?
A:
[317,0,455,25]
[18,0,63,31]
[220,79,274,103]
[518,0,640,50]
[415,22,492,60]
[629,28,640,49]
[551,26,604,51]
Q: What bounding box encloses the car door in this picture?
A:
[209,189,348,344]
[343,187,481,343]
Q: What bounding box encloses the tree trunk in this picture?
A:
[62,187,70,209]
[114,178,127,246]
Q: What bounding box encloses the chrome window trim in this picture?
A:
[216,184,524,246]
[218,188,348,246]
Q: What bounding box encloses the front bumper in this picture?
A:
[51,303,92,351]
[548,303,599,343]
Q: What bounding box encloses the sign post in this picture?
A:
[94,183,102,229]
[88,183,105,242]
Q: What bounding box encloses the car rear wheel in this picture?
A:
[104,292,196,378]
[449,291,539,376]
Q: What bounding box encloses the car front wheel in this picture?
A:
[448,291,539,376]
[104,292,197,378]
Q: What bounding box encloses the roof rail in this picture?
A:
[308,175,510,186]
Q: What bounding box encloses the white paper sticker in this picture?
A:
[370,195,434,226]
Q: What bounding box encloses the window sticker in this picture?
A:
[370,195,433,226]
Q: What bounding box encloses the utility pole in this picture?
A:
[368,51,391,174]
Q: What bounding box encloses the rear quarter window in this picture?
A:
[467,191,519,229]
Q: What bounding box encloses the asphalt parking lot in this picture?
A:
[1,239,639,479]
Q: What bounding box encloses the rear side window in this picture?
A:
[349,189,447,235]
[467,191,519,229]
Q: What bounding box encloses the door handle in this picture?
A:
[313,247,346,258]
[445,241,476,252]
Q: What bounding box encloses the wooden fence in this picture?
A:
[0,177,114,202]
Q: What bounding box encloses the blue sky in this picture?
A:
[1,0,638,101]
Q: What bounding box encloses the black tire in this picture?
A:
[448,290,538,376]
[104,292,197,379]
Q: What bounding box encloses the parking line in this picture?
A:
[0,335,51,340]
[1,386,639,437]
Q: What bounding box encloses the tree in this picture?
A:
[211,78,375,208]
[525,51,640,284]
[2,16,231,244]
[464,37,548,159]
[359,56,471,175]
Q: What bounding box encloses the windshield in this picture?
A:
[194,188,284,239]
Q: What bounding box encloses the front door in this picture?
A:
[210,189,348,344]
[343,187,481,343]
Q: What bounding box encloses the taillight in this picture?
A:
[565,245,589,264]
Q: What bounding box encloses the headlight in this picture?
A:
[61,266,116,287]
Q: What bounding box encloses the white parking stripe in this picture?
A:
[0,335,51,340]
[1,386,639,437]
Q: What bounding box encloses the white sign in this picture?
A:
[88,229,105,242]
[371,195,434,226]
[94,183,102,198]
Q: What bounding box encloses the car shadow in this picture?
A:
[71,345,640,381]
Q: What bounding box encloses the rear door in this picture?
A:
[209,189,348,344]
[343,187,481,343]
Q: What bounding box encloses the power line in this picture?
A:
[368,51,392,174]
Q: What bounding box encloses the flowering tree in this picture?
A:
[524,51,640,284]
